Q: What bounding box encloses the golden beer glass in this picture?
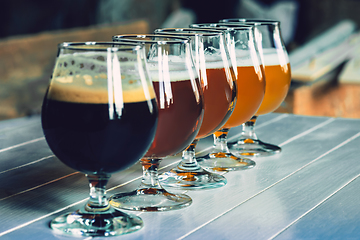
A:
[154,28,237,189]
[220,19,291,156]
[190,23,265,171]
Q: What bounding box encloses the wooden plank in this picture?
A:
[292,82,360,118]
[0,116,43,148]
[188,136,360,239]
[291,39,355,82]
[170,119,360,240]
[0,115,336,239]
[0,115,40,132]
[0,20,150,120]
[276,175,360,239]
[289,20,356,70]
[135,117,359,239]
[339,33,360,84]
[1,115,359,239]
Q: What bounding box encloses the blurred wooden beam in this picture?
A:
[0,20,149,120]
[289,20,356,71]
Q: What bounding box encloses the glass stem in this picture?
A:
[140,158,161,189]
[212,128,231,154]
[241,115,258,141]
[85,174,111,213]
[178,139,202,171]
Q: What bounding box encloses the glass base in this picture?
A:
[159,166,227,190]
[197,152,256,171]
[50,208,143,237]
[109,188,192,212]
[229,139,281,157]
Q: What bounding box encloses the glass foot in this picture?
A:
[197,152,256,171]
[229,138,281,157]
[50,208,143,237]
[159,166,227,190]
[109,188,192,212]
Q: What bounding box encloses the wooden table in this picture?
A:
[0,113,359,239]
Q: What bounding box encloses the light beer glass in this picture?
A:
[41,42,158,237]
[154,28,237,189]
[190,23,265,171]
[220,19,292,156]
[109,35,204,211]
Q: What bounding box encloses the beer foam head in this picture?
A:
[48,52,155,103]
[148,69,198,82]
[149,49,231,72]
[203,60,230,70]
[232,49,261,67]
[231,48,289,67]
[261,48,290,66]
[146,56,199,82]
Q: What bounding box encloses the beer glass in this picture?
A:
[220,19,292,156]
[41,42,158,237]
[189,23,265,170]
[109,35,204,211]
[154,28,237,189]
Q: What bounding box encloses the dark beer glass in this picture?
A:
[154,28,237,189]
[189,23,264,171]
[110,35,204,211]
[220,19,292,156]
[41,42,158,237]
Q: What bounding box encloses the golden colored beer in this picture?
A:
[256,62,291,115]
[222,64,265,129]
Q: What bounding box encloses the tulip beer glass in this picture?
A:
[220,19,292,156]
[41,42,158,237]
[190,23,265,170]
[154,28,237,189]
[109,35,204,211]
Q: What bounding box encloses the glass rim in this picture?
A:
[58,41,143,52]
[220,18,280,26]
[112,34,191,44]
[154,27,225,37]
[190,23,254,31]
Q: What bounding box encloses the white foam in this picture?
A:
[149,52,231,77]
[146,59,199,82]
[261,48,290,66]
[149,70,197,82]
[203,60,230,69]
[232,49,261,67]
[230,48,289,67]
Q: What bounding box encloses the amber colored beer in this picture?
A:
[145,78,203,158]
[222,65,265,129]
[256,62,291,115]
[195,67,236,139]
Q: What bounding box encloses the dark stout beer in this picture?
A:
[42,82,158,175]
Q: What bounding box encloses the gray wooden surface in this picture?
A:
[0,113,359,239]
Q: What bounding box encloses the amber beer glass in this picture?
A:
[190,23,265,171]
[109,35,204,211]
[220,19,291,156]
[154,28,237,189]
[41,42,158,237]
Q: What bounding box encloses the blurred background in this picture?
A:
[0,0,359,120]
